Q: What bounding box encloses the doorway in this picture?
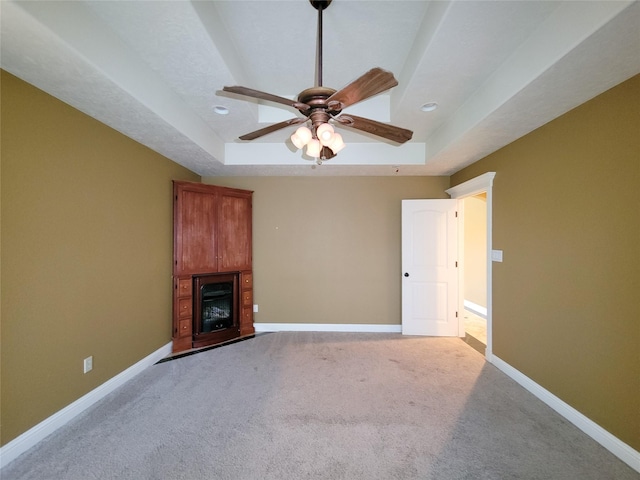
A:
[446,172,496,361]
[461,193,487,352]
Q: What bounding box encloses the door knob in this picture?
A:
[404,272,409,277]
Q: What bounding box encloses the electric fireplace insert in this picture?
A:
[193,272,240,348]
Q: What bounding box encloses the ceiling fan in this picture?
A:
[221,0,413,164]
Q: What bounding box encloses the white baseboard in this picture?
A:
[255,323,402,333]
[463,300,487,319]
[491,355,640,473]
[0,342,172,470]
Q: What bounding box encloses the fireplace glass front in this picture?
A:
[193,273,239,348]
[200,282,233,333]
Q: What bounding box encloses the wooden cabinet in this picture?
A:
[172,181,254,352]
[174,182,252,275]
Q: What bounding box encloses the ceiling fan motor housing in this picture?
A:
[297,87,342,131]
[297,87,336,107]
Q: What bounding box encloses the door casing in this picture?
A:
[446,172,496,361]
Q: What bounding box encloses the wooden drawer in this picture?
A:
[178,319,191,338]
[241,272,253,289]
[178,297,192,318]
[242,289,253,307]
[177,277,192,297]
[240,307,254,334]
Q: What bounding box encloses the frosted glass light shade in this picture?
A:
[327,133,345,153]
[306,138,322,157]
[316,123,335,146]
[291,126,312,149]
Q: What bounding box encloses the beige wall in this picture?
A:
[202,176,450,327]
[1,71,200,445]
[463,194,487,308]
[451,74,640,450]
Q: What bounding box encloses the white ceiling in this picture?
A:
[2,0,639,176]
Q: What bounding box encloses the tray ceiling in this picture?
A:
[2,0,639,176]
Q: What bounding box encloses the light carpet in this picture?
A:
[3,332,638,479]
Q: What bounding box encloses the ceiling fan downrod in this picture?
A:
[310,0,332,87]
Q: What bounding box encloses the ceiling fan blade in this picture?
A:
[327,68,398,111]
[238,118,305,141]
[223,86,310,112]
[336,114,413,144]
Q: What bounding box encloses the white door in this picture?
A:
[401,199,459,336]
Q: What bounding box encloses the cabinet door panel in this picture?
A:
[218,193,252,272]
[176,190,217,274]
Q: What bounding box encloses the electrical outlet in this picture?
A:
[253,304,259,313]
[83,356,93,374]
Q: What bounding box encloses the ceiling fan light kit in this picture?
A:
[327,132,345,153]
[291,126,313,149]
[316,123,334,144]
[221,0,413,164]
[306,138,322,158]
[291,124,345,160]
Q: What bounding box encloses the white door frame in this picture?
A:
[446,172,496,361]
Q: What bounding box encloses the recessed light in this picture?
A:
[420,102,438,112]
[213,105,229,115]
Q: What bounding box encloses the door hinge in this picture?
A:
[455,211,458,217]
[455,261,458,267]
[456,311,459,318]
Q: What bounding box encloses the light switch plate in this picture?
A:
[83,356,93,374]
[253,304,259,313]
[491,250,503,262]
